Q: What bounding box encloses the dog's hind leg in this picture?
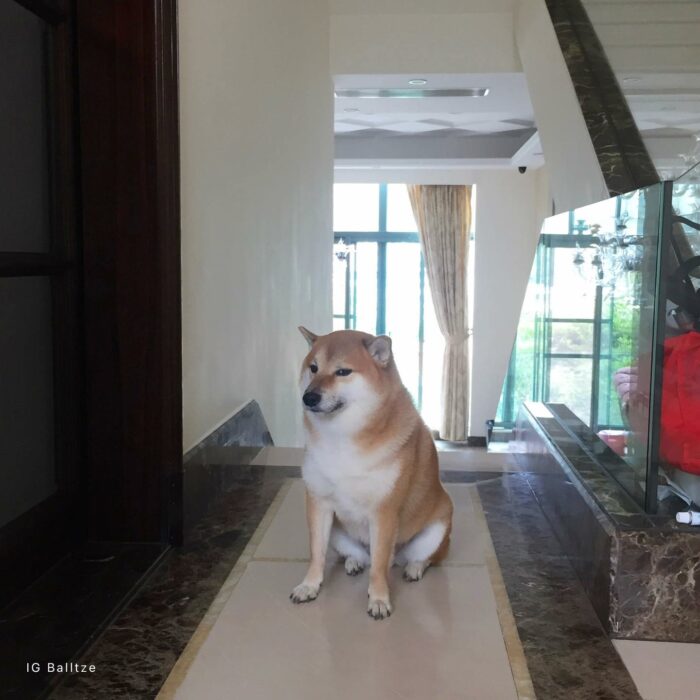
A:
[397,519,449,582]
[330,526,370,576]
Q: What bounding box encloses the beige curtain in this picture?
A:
[408,185,471,441]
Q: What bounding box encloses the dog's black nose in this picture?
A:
[303,391,321,407]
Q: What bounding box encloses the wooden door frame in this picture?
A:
[76,0,183,544]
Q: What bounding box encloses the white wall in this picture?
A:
[179,0,333,451]
[470,167,550,436]
[331,12,520,75]
[330,0,517,13]
[516,0,608,212]
[335,166,550,438]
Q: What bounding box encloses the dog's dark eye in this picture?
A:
[335,368,352,376]
[309,364,318,374]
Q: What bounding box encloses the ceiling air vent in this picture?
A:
[334,88,489,99]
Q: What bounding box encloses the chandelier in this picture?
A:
[572,218,644,295]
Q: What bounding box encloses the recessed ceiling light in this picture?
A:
[334,88,489,99]
[408,78,427,86]
[343,108,360,113]
[623,77,641,83]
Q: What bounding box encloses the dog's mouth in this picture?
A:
[306,401,345,415]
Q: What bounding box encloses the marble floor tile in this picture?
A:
[252,479,309,561]
[438,448,519,472]
[170,560,519,700]
[249,445,518,472]
[614,640,700,700]
[253,482,493,567]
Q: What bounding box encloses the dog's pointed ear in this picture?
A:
[365,335,392,367]
[298,326,318,348]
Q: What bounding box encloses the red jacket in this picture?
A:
[660,331,700,474]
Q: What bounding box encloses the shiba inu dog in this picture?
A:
[290,327,453,620]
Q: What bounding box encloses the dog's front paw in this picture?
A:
[290,582,321,604]
[367,596,393,620]
[344,557,364,576]
[403,561,428,582]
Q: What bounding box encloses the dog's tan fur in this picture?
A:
[290,328,453,619]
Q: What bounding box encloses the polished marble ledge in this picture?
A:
[516,403,700,642]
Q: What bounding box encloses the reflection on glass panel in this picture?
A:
[386,185,419,233]
[386,243,421,401]
[0,1,52,253]
[619,189,643,230]
[573,198,617,232]
[670,175,700,258]
[333,184,379,231]
[0,277,55,528]
[597,358,619,429]
[550,247,596,318]
[547,357,593,424]
[659,172,700,505]
[354,242,377,332]
[549,321,594,354]
[497,184,666,508]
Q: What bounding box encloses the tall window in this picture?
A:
[333,183,443,428]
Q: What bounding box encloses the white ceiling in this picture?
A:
[622,74,700,132]
[621,72,700,175]
[334,73,541,169]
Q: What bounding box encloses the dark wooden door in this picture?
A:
[0,0,182,606]
[0,0,83,605]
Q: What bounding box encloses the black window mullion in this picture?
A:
[376,242,386,335]
[375,184,388,335]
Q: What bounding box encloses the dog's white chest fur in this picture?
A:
[303,437,399,544]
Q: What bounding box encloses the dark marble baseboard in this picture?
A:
[183,400,273,465]
[181,400,273,541]
[0,542,167,700]
[48,466,289,700]
[517,402,700,642]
